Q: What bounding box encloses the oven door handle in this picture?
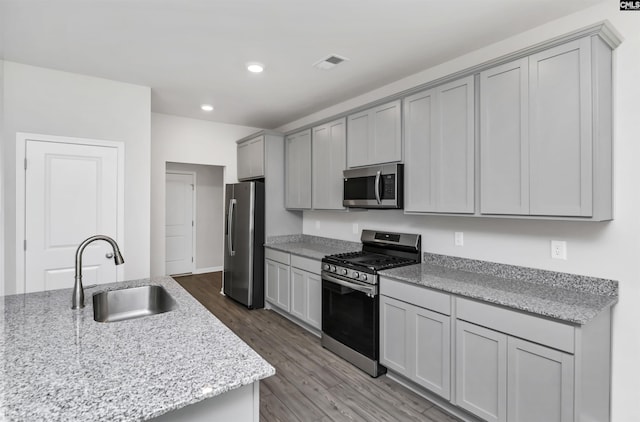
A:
[323,272,376,296]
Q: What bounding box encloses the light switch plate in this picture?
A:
[352,223,359,234]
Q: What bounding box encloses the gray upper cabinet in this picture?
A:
[347,100,401,168]
[529,38,593,217]
[237,135,264,181]
[404,75,475,213]
[480,58,529,215]
[480,36,613,219]
[285,129,312,209]
[312,118,346,210]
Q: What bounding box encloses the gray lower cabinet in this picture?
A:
[507,337,574,422]
[455,320,508,422]
[265,249,321,331]
[455,320,575,422]
[347,99,401,168]
[379,278,452,400]
[264,249,291,312]
[404,75,475,213]
[312,118,346,210]
[285,129,312,209]
[480,35,613,219]
[290,266,321,330]
[380,295,451,400]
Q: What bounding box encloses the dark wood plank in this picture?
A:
[174,272,461,422]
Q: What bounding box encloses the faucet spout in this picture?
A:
[72,235,124,309]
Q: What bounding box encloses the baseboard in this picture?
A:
[193,266,223,274]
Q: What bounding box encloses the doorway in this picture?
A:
[16,133,125,293]
[165,171,195,276]
[164,162,225,276]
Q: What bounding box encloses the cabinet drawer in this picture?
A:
[290,255,320,274]
[456,297,574,353]
[380,277,451,316]
[265,248,290,265]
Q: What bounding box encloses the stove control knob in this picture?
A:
[361,274,368,281]
[330,265,336,272]
[340,268,348,276]
[322,263,330,271]
[352,271,360,279]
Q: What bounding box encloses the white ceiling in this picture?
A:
[1,0,604,129]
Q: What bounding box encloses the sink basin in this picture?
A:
[93,285,177,323]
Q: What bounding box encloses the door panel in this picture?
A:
[25,140,119,293]
[165,172,194,275]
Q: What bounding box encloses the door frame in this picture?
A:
[165,170,197,275]
[15,132,125,294]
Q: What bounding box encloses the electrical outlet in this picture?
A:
[352,223,359,234]
[315,220,320,230]
[454,232,464,246]
[551,240,567,260]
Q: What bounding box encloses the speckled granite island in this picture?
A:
[1,276,275,422]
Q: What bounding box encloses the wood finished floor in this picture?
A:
[174,272,462,422]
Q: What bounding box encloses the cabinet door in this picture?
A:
[507,338,574,422]
[380,295,410,376]
[306,272,322,329]
[413,307,451,400]
[529,38,592,217]
[265,259,279,304]
[404,77,474,213]
[404,89,436,212]
[290,267,307,321]
[455,320,507,422]
[237,141,250,181]
[276,262,290,311]
[285,130,312,209]
[480,58,530,215]
[434,76,475,213]
[248,136,264,178]
[312,118,346,210]
[371,100,402,164]
[347,110,370,168]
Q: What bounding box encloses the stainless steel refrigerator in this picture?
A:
[223,181,265,309]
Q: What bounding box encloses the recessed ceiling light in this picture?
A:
[246,62,265,73]
[201,104,214,112]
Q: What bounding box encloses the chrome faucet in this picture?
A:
[72,235,124,309]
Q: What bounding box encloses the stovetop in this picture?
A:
[323,251,419,273]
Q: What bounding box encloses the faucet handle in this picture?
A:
[106,252,114,259]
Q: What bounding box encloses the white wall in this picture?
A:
[282,2,640,420]
[150,113,258,277]
[2,62,151,295]
[166,162,224,272]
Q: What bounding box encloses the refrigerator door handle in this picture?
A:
[227,198,237,256]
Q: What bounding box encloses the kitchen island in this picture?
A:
[0,276,275,421]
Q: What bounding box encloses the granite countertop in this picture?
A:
[265,234,361,260]
[0,276,275,422]
[379,259,617,325]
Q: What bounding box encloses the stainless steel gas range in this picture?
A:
[321,230,421,377]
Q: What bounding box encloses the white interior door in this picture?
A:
[25,139,121,293]
[165,172,194,275]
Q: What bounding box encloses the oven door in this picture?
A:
[321,272,379,360]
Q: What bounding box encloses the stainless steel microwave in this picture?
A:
[343,164,403,209]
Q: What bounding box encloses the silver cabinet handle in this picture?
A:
[374,170,382,204]
[227,199,236,256]
[106,252,114,259]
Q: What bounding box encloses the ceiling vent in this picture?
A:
[313,54,349,70]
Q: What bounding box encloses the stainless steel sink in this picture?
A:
[93,285,177,323]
